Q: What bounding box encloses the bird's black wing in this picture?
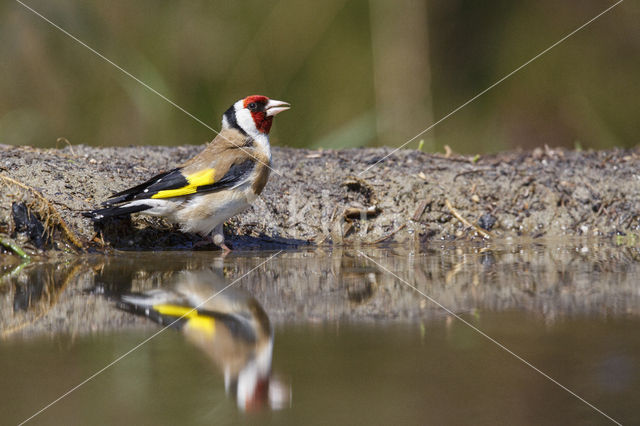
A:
[103,169,186,205]
[103,160,255,206]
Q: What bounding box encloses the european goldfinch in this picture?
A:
[118,269,289,411]
[84,95,290,250]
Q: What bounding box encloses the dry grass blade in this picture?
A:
[0,174,84,249]
[445,199,492,239]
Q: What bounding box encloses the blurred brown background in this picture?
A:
[1,0,638,153]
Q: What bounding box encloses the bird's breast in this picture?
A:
[177,187,254,235]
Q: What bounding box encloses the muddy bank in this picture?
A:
[1,144,639,255]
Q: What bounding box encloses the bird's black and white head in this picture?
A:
[222,95,290,141]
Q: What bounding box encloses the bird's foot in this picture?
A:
[192,237,231,252]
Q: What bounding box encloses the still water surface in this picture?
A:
[1,240,639,425]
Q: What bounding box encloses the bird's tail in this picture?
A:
[82,203,152,221]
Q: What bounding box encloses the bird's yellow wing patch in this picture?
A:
[154,304,195,317]
[151,168,216,199]
[154,303,216,335]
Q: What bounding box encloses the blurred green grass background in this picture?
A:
[1,0,638,153]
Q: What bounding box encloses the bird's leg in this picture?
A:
[212,224,231,252]
[192,224,230,251]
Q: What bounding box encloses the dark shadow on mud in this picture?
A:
[90,217,312,251]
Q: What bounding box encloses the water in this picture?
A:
[1,240,639,425]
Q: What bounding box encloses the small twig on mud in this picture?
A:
[422,166,449,173]
[429,154,477,164]
[445,199,492,239]
[453,168,494,181]
[313,232,330,245]
[329,205,339,223]
[597,198,617,217]
[56,137,76,157]
[343,206,381,221]
[341,222,354,240]
[627,213,640,227]
[90,232,106,248]
[0,237,31,260]
[0,174,84,249]
[369,224,406,244]
[412,200,429,221]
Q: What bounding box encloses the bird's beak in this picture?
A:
[265,99,290,117]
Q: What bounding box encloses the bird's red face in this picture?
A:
[242,95,290,135]
[223,95,290,138]
[243,95,271,134]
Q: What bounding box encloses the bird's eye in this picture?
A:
[248,102,257,111]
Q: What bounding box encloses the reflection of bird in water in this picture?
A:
[117,269,290,411]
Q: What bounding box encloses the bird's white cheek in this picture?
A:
[236,109,259,138]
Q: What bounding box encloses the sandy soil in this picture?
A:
[1,144,639,256]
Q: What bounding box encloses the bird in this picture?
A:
[83,95,290,250]
[117,269,291,411]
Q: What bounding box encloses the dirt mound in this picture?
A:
[1,144,639,256]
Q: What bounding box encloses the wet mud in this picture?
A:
[1,144,639,256]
